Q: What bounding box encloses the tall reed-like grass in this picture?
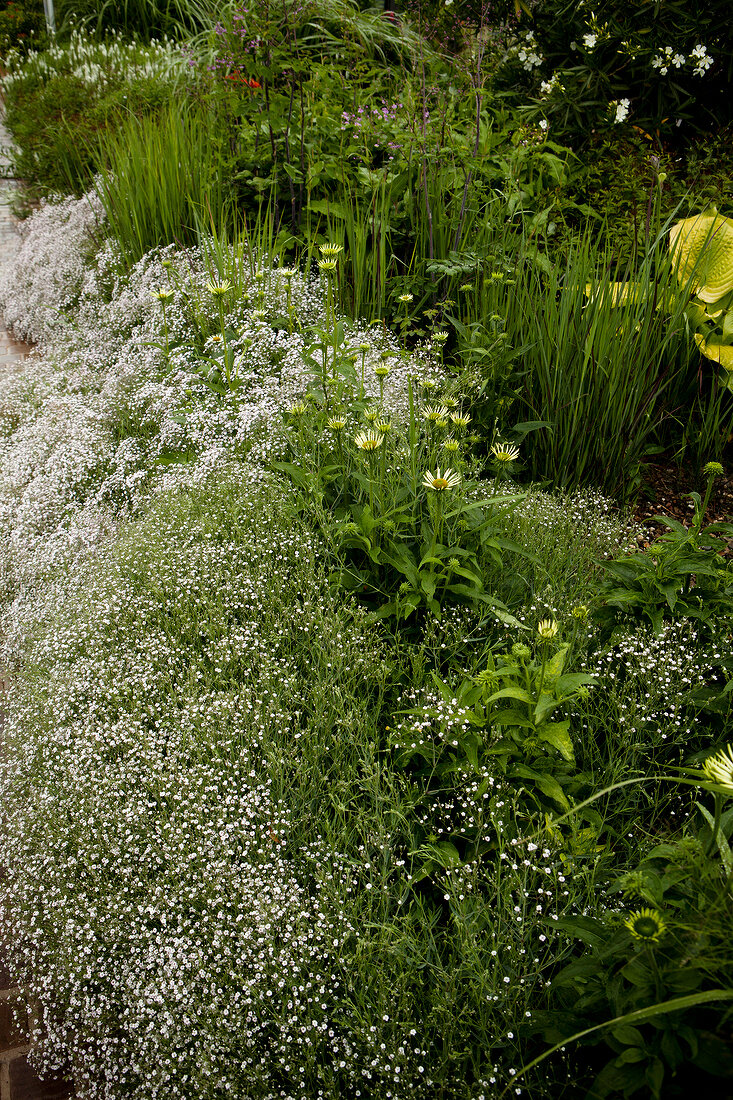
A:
[493,233,696,497]
[56,0,216,38]
[94,103,231,268]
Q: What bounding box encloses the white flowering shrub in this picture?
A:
[0,190,106,343]
[497,0,732,141]
[0,189,441,607]
[0,191,461,1094]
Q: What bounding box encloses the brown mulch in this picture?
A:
[631,460,733,552]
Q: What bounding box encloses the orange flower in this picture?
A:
[223,70,261,89]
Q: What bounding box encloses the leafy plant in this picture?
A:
[493,232,694,497]
[533,790,733,1099]
[596,463,733,635]
[275,381,523,626]
[671,208,733,389]
[94,101,232,267]
[392,626,596,815]
[495,0,733,144]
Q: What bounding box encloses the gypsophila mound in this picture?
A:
[0,479,412,1099]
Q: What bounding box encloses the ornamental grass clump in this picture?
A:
[495,230,696,497]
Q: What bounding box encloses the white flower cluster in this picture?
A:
[610,97,631,124]
[0,479,431,1098]
[539,73,564,96]
[651,42,714,77]
[0,190,441,605]
[690,42,714,76]
[2,30,190,91]
[508,30,544,72]
[0,190,452,1096]
[582,620,727,759]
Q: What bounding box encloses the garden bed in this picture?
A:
[0,4,731,1099]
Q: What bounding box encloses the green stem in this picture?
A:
[537,645,548,699]
[408,375,418,504]
[696,472,716,536]
[708,791,723,857]
[434,493,444,551]
[368,453,375,517]
[218,300,228,358]
[161,301,170,360]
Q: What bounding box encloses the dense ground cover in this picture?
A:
[0,2,732,1098]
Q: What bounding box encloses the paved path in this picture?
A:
[0,117,74,1100]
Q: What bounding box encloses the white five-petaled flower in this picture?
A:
[422,468,461,491]
[611,98,631,124]
[690,43,713,76]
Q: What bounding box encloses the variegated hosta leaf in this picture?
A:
[669,211,733,304]
[694,332,733,372]
[584,282,641,306]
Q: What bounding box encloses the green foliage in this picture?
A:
[2,12,733,1098]
[497,0,733,144]
[55,0,214,39]
[670,209,733,392]
[485,233,695,497]
[94,102,232,268]
[539,802,733,1099]
[272,364,524,626]
[0,0,45,56]
[393,634,596,816]
[1,32,189,200]
[596,467,733,635]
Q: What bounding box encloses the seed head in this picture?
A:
[624,908,667,943]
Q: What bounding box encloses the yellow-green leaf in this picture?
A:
[584,282,641,307]
[694,333,733,371]
[669,211,733,304]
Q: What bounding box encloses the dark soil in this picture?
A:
[632,460,733,551]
